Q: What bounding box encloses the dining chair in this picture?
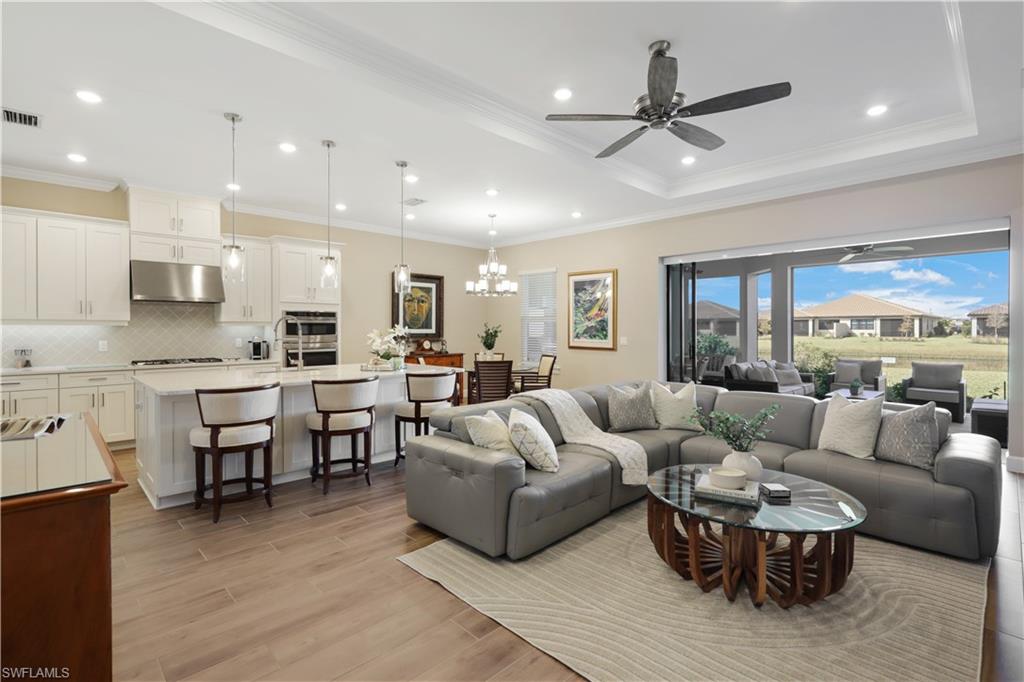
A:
[471,360,514,404]
[512,354,556,393]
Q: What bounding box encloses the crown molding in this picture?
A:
[1,165,121,192]
[497,141,1022,247]
[230,201,486,250]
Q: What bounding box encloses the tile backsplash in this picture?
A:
[1,302,267,367]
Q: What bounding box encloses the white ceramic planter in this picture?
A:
[721,450,763,480]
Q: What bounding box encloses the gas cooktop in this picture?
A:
[130,357,225,367]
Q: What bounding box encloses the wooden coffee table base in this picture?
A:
[647,493,855,608]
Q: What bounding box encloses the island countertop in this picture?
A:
[132,363,462,396]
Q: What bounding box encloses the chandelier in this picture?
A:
[466,214,517,297]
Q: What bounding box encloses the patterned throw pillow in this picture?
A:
[465,410,516,454]
[875,402,940,471]
[508,409,559,472]
[650,382,703,431]
[817,394,883,458]
[608,383,659,432]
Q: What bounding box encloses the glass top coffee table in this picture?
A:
[647,464,867,608]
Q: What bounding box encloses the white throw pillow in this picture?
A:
[508,409,559,472]
[465,410,516,454]
[817,394,883,458]
[650,382,703,432]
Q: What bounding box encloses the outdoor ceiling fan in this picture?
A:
[838,243,915,264]
[545,40,792,158]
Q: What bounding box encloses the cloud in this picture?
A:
[852,287,982,318]
[889,268,953,286]
[826,291,837,299]
[757,297,771,309]
[837,260,900,273]
[794,300,820,310]
[987,271,999,280]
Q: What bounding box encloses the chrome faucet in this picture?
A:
[273,315,304,370]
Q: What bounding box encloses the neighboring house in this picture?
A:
[695,300,739,346]
[967,302,1009,337]
[794,293,940,338]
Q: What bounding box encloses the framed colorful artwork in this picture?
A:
[392,273,445,340]
[568,269,617,350]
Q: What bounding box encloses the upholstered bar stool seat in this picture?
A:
[190,424,272,449]
[393,401,451,418]
[304,412,372,431]
[308,377,380,494]
[394,370,458,467]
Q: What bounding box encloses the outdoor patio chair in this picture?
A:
[828,358,887,393]
[901,361,966,423]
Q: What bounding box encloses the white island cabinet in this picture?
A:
[133,364,459,509]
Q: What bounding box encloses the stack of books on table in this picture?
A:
[694,474,761,508]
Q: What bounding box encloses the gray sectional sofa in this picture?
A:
[405,381,1002,561]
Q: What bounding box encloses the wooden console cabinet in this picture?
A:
[406,352,464,404]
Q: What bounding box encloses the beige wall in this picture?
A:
[0,176,489,364]
[487,156,1024,389]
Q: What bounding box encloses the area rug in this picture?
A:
[399,503,989,682]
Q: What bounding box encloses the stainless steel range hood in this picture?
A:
[130,260,226,303]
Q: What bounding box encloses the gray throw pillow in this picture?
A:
[608,382,658,432]
[835,361,861,384]
[875,402,940,471]
[746,365,777,383]
[775,368,803,386]
[773,361,796,371]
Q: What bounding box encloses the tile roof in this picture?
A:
[966,302,1009,318]
[793,293,930,318]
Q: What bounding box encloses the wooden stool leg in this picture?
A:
[393,419,402,467]
[193,448,205,510]
[322,433,332,495]
[310,432,320,482]
[414,419,422,436]
[350,434,358,472]
[211,451,223,523]
[263,442,273,508]
[363,429,372,486]
[245,450,254,495]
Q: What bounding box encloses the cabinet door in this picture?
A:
[86,224,131,321]
[1,391,10,418]
[311,247,341,304]
[98,384,134,442]
[129,189,178,236]
[217,241,248,323]
[36,218,87,320]
[177,199,220,240]
[130,233,177,263]
[178,238,221,266]
[59,387,97,420]
[1,213,38,320]
[10,388,59,417]
[246,242,273,322]
[277,245,311,303]
[0,440,37,496]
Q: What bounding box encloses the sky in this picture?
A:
[695,250,1009,319]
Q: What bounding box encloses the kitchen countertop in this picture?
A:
[134,363,463,396]
[0,358,279,376]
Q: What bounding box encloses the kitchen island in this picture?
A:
[133,363,460,509]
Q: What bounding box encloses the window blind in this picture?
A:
[519,269,557,362]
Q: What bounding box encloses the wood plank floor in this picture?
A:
[110,449,1023,681]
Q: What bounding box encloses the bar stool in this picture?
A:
[308,376,379,495]
[394,370,458,467]
[190,383,281,523]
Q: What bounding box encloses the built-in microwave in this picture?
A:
[283,310,337,343]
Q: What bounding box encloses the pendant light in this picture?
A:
[319,140,339,290]
[222,113,244,284]
[466,214,517,297]
[393,160,412,295]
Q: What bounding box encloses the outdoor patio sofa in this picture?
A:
[404,381,1001,561]
[723,360,817,396]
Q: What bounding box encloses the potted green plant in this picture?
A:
[848,377,864,397]
[691,404,780,479]
[478,323,502,358]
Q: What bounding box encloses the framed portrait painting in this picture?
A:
[392,273,445,339]
[568,269,617,350]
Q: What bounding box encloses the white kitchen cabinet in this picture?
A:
[178,238,221,266]
[60,386,98,418]
[130,233,177,263]
[177,198,220,240]
[9,388,59,418]
[86,224,131,321]
[218,239,272,323]
[129,188,221,241]
[0,440,37,497]
[1,211,38,321]
[1,391,9,418]
[274,242,341,305]
[36,217,87,320]
[98,384,134,442]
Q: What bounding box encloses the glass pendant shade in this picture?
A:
[320,255,339,290]
[394,263,412,295]
[222,244,245,284]
[319,139,339,290]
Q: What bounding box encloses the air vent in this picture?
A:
[403,197,427,207]
[3,109,40,128]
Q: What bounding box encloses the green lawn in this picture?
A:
[757,335,1009,399]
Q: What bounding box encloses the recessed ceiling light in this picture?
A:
[404,174,418,184]
[485,188,499,197]
[681,156,696,166]
[335,203,347,211]
[278,142,296,153]
[226,183,240,192]
[488,229,497,236]
[405,213,416,220]
[76,90,102,104]
[866,104,888,117]
[571,211,582,219]
[554,88,573,101]
[66,153,87,163]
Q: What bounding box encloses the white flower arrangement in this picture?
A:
[366,325,409,361]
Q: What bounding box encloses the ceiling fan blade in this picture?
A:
[677,82,792,118]
[648,54,678,111]
[838,252,858,264]
[667,121,725,150]
[595,126,649,158]
[545,114,638,121]
[873,246,915,252]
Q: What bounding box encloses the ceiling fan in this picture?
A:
[838,243,915,264]
[545,40,792,159]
